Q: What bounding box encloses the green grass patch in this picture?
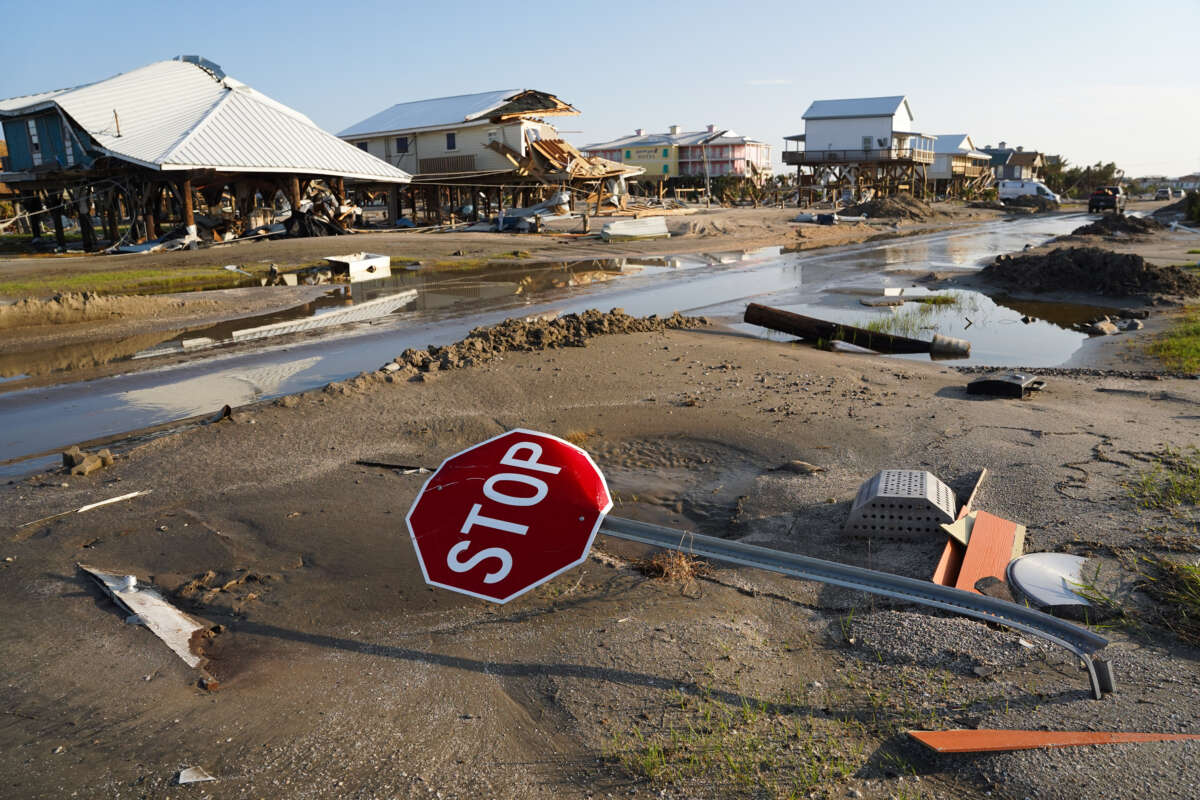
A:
[0,266,265,298]
[1126,447,1200,511]
[1146,309,1200,372]
[605,692,866,798]
[861,304,938,338]
[1188,249,1200,255]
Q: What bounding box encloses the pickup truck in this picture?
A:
[1088,186,1127,213]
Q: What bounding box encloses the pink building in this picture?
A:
[583,124,772,183]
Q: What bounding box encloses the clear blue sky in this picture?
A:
[3,0,1198,177]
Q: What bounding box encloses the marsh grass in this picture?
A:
[861,292,978,338]
[1136,555,1200,647]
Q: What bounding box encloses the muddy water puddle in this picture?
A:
[734,286,1114,367]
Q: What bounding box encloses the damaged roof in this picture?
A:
[338,89,579,138]
[0,57,411,183]
[583,128,766,151]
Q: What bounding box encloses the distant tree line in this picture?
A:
[1041,160,1122,198]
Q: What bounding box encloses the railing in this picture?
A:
[417,154,476,174]
[783,148,934,166]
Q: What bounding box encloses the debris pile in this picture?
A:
[982,247,1200,297]
[1003,194,1059,212]
[837,192,937,220]
[1071,214,1163,237]
[382,309,708,377]
[62,445,115,476]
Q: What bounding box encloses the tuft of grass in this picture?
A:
[1187,249,1200,255]
[563,428,599,448]
[1146,309,1200,372]
[1136,555,1200,647]
[636,550,708,586]
[1126,447,1200,510]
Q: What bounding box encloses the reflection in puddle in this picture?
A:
[121,357,322,416]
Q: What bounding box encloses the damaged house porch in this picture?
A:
[0,56,411,253]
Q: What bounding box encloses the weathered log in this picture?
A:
[744,302,969,357]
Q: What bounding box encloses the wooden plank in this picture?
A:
[959,468,987,518]
[954,510,1025,593]
[931,538,964,587]
[909,729,1200,754]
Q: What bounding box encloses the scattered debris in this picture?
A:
[1007,552,1091,608]
[744,302,970,358]
[982,247,1200,297]
[1003,194,1059,213]
[229,291,416,343]
[908,729,1200,754]
[176,766,217,784]
[355,460,430,473]
[1087,318,1120,336]
[323,252,391,282]
[942,511,1026,595]
[16,489,152,531]
[844,469,957,537]
[222,264,253,277]
[601,216,670,242]
[61,445,116,475]
[78,564,209,669]
[966,373,1045,398]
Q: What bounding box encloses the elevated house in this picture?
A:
[339,89,639,222]
[0,56,410,250]
[928,134,992,198]
[583,125,773,185]
[981,143,1044,181]
[782,95,936,201]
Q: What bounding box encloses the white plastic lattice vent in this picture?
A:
[844,469,957,538]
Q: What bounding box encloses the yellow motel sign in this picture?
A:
[623,145,678,179]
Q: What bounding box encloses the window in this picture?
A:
[446,132,456,151]
[662,148,668,158]
[662,164,669,174]
[355,141,368,151]
[862,136,873,151]
[625,149,632,159]
[27,119,42,166]
[395,136,408,154]
[486,130,499,145]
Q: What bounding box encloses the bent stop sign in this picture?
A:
[406,429,613,603]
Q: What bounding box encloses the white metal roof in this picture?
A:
[0,58,410,183]
[584,128,766,151]
[932,134,988,159]
[338,89,526,138]
[802,96,911,121]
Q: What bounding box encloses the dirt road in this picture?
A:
[2,314,1198,799]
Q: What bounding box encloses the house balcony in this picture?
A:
[782,147,934,167]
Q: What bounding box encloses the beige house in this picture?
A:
[338,89,578,178]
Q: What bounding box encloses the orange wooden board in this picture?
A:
[909,728,1200,753]
[931,538,963,586]
[954,510,1024,594]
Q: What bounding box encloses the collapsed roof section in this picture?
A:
[0,57,410,183]
[338,89,579,138]
[479,137,644,184]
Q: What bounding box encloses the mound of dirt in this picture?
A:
[1071,214,1163,237]
[0,291,209,330]
[838,193,936,220]
[1003,195,1060,212]
[387,309,710,376]
[982,247,1200,297]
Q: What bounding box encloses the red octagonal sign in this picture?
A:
[406,429,613,603]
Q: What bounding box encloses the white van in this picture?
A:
[997,179,1061,204]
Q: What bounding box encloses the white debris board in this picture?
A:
[79,564,208,669]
